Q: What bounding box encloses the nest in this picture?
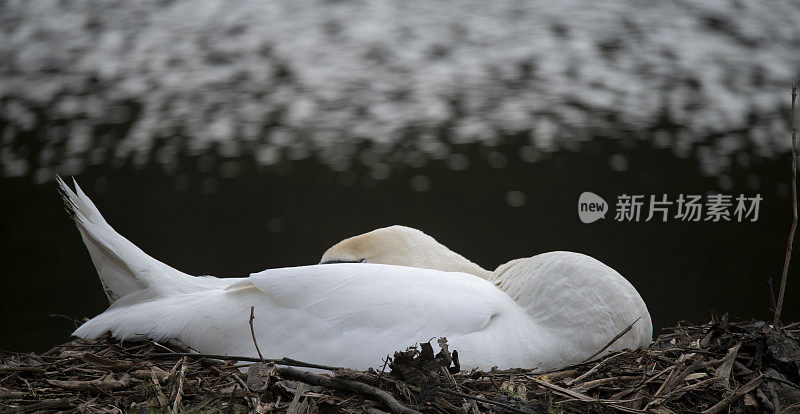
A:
[2,316,799,413]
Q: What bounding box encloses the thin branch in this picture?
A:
[701,374,763,414]
[526,376,594,402]
[46,373,132,392]
[525,376,647,413]
[378,354,390,378]
[171,356,187,413]
[579,317,641,364]
[767,278,778,312]
[775,78,798,328]
[274,365,421,414]
[438,388,536,414]
[134,352,344,371]
[249,306,265,362]
[566,351,624,386]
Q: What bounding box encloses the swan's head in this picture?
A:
[321,225,491,279]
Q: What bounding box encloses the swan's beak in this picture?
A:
[319,258,368,264]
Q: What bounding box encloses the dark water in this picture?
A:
[2,134,797,353]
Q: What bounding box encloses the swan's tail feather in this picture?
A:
[57,176,195,304]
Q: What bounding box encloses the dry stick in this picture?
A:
[629,365,673,393]
[5,398,75,412]
[0,366,45,373]
[578,317,642,365]
[439,366,468,407]
[566,351,624,386]
[775,78,798,328]
[768,278,778,314]
[249,306,265,362]
[656,354,705,398]
[0,388,27,399]
[172,356,188,413]
[286,382,308,412]
[525,376,647,414]
[274,365,421,414]
[714,342,741,390]
[139,352,343,371]
[378,354,390,378]
[438,389,535,414]
[229,372,252,408]
[150,369,169,407]
[46,373,132,392]
[575,375,640,393]
[526,376,594,403]
[781,402,800,414]
[163,338,201,356]
[226,383,239,409]
[701,374,764,414]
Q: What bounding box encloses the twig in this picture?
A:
[0,366,45,373]
[227,383,239,409]
[488,376,502,393]
[525,376,647,413]
[438,388,535,414]
[137,352,343,371]
[635,365,674,390]
[713,342,741,390]
[164,338,195,354]
[579,317,642,364]
[526,376,594,402]
[286,382,308,412]
[701,374,764,414]
[249,306,265,362]
[767,278,778,313]
[781,403,800,414]
[274,365,421,414]
[378,354,390,378]
[150,369,169,407]
[653,354,704,398]
[439,366,467,406]
[574,375,640,393]
[46,373,132,392]
[775,78,798,328]
[151,340,178,354]
[230,372,251,398]
[172,356,188,413]
[4,398,75,412]
[566,351,624,386]
[48,314,80,329]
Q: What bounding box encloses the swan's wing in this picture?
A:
[236,263,499,336]
[76,263,511,370]
[220,263,508,367]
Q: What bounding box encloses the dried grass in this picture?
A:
[2,316,799,413]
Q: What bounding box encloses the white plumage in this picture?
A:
[323,226,653,367]
[59,177,652,371]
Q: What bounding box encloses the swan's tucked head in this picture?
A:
[321,225,491,279]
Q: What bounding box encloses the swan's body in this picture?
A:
[59,178,652,371]
[76,263,557,369]
[324,226,653,357]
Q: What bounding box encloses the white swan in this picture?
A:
[59,178,651,371]
[322,225,653,359]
